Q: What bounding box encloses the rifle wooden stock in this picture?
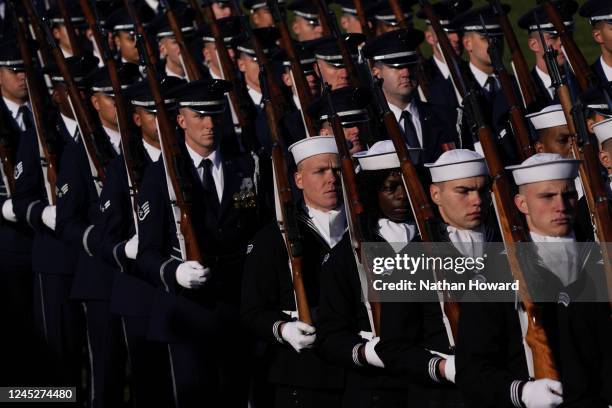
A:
[489,0,543,112]
[21,0,53,67]
[352,0,373,38]
[195,0,253,132]
[160,0,202,82]
[80,0,141,221]
[13,5,58,204]
[32,0,107,191]
[268,0,317,137]
[540,0,598,91]
[56,0,83,57]
[124,0,203,263]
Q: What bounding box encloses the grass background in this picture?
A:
[407,0,601,66]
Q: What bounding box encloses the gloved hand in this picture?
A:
[175,261,210,289]
[521,379,563,408]
[429,350,455,383]
[42,205,56,230]
[280,321,316,353]
[1,199,16,222]
[364,336,385,368]
[124,234,138,259]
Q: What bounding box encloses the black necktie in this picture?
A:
[401,110,420,148]
[485,76,498,99]
[18,105,33,132]
[200,158,219,203]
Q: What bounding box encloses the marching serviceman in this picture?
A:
[136,79,262,408]
[518,2,579,106]
[309,36,357,91]
[579,0,612,84]
[105,9,141,66]
[362,29,459,164]
[148,9,196,80]
[367,0,413,35]
[243,0,285,29]
[242,136,346,407]
[288,0,324,42]
[456,153,612,407]
[334,0,373,34]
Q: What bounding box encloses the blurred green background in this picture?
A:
[409,0,601,66]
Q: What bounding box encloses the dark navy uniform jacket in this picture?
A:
[0,98,33,254]
[55,135,117,300]
[423,56,459,110]
[592,58,611,85]
[530,66,581,108]
[12,115,78,275]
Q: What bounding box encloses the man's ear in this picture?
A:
[340,15,349,31]
[424,29,436,46]
[282,71,292,87]
[429,183,441,205]
[133,111,142,128]
[202,45,211,64]
[586,117,597,134]
[237,56,246,73]
[371,64,381,79]
[52,26,61,41]
[462,34,472,53]
[592,27,604,46]
[292,20,300,37]
[159,40,167,59]
[514,193,529,215]
[535,141,545,153]
[176,111,186,130]
[599,148,611,170]
[527,36,540,53]
[90,95,100,112]
[294,169,303,190]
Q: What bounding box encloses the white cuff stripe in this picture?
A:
[26,200,42,228]
[352,344,363,367]
[272,320,284,344]
[429,357,442,383]
[160,258,174,292]
[83,225,95,257]
[510,380,523,407]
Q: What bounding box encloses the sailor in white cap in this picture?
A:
[457,153,612,408]
[527,105,572,158]
[318,140,460,407]
[242,135,347,407]
[592,117,612,197]
[425,149,495,258]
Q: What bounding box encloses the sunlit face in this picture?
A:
[91,93,117,127]
[292,17,323,41]
[372,63,415,103]
[203,42,236,74]
[52,24,79,54]
[463,32,495,68]
[316,61,350,90]
[535,125,572,158]
[212,2,233,18]
[425,27,462,57]
[593,21,612,55]
[378,171,410,222]
[515,179,577,237]
[159,36,182,67]
[528,31,566,66]
[251,7,274,28]
[340,14,362,34]
[115,31,139,64]
[237,53,260,90]
[294,153,341,211]
[430,176,489,230]
[177,108,219,152]
[0,68,27,103]
[319,122,364,154]
[133,107,159,146]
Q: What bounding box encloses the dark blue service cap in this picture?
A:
[288,0,320,24]
[243,0,286,11]
[307,86,371,126]
[305,34,365,67]
[451,4,511,36]
[332,0,375,16]
[362,28,424,67]
[44,54,100,87]
[44,2,87,27]
[86,64,142,96]
[0,38,26,71]
[198,16,242,44]
[169,79,232,115]
[579,0,612,25]
[366,0,416,28]
[233,27,281,58]
[125,76,186,112]
[518,1,577,34]
[147,5,196,39]
[416,0,473,32]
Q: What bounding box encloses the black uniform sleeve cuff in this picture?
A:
[510,380,526,408]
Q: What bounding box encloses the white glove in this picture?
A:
[175,261,210,289]
[429,350,455,383]
[42,205,56,230]
[364,336,385,368]
[1,199,16,222]
[280,321,316,353]
[124,234,138,260]
[521,379,563,408]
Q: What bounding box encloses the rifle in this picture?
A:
[352,0,373,38]
[324,83,380,334]
[481,18,534,161]
[537,23,612,311]
[539,0,599,91]
[268,0,317,137]
[371,76,460,343]
[56,0,84,57]
[11,2,58,204]
[124,0,203,264]
[259,49,312,324]
[80,0,141,228]
[191,0,257,140]
[159,0,202,82]
[489,0,544,112]
[420,0,560,380]
[31,0,108,195]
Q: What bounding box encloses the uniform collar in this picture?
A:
[433,55,450,80]
[469,62,493,88]
[535,65,552,90]
[165,65,186,80]
[304,203,347,248]
[600,56,612,82]
[388,99,418,123]
[103,126,122,154]
[2,97,25,120]
[60,113,79,140]
[185,142,222,170]
[247,86,263,107]
[446,224,485,258]
[529,230,580,286]
[377,218,417,250]
[143,139,161,162]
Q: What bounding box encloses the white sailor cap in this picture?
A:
[592,117,612,145]
[424,149,488,182]
[506,153,581,185]
[526,104,567,130]
[289,136,338,164]
[353,140,421,170]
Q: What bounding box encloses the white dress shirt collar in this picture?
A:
[535,66,554,98]
[530,231,580,286]
[433,55,450,80]
[143,139,161,162]
[3,97,29,132]
[247,86,263,107]
[447,224,485,258]
[60,113,79,140]
[165,65,185,80]
[469,62,493,89]
[209,68,222,80]
[378,218,417,252]
[388,100,422,146]
[103,126,121,155]
[185,143,224,202]
[600,56,612,82]
[304,204,347,248]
